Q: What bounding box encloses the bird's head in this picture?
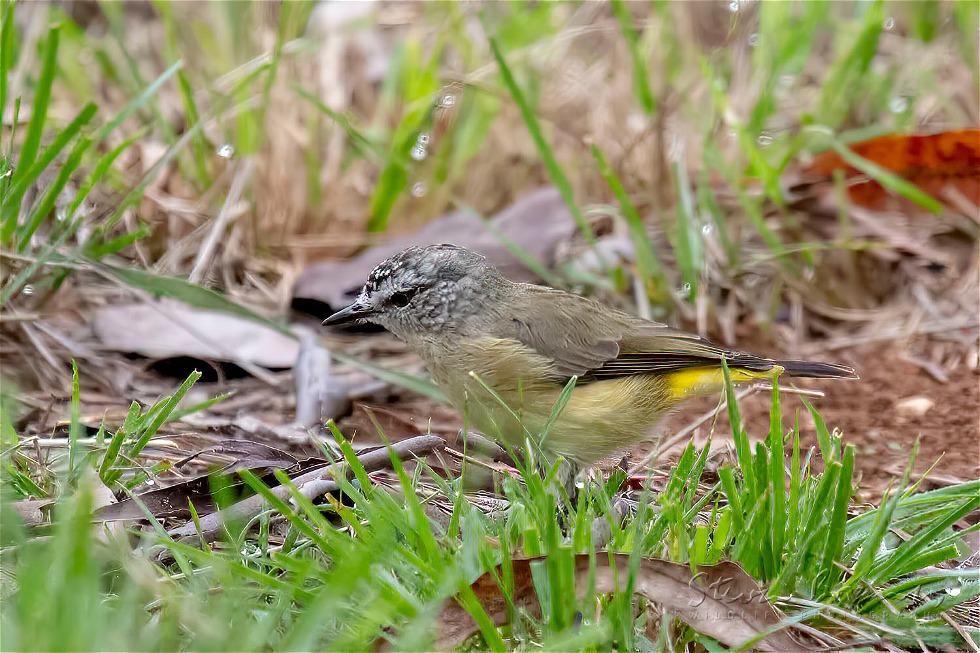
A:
[323,244,501,339]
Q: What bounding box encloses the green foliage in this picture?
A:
[1,2,975,650]
[2,362,977,651]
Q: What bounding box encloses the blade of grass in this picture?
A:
[805,126,944,213]
[489,37,595,246]
[591,144,667,296]
[818,443,854,595]
[610,0,655,115]
[15,136,92,251]
[15,24,59,181]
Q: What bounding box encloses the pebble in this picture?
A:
[894,395,935,418]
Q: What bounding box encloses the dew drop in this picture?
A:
[946,585,961,597]
[675,282,692,299]
[410,145,427,161]
[416,132,430,147]
[889,96,908,113]
[748,33,759,47]
[701,224,714,236]
[883,16,895,30]
[727,0,739,12]
[216,143,235,159]
[756,132,773,147]
[411,181,427,197]
[22,285,34,296]
[439,94,456,108]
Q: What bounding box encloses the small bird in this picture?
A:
[325,244,856,467]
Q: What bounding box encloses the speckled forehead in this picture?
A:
[364,253,420,293]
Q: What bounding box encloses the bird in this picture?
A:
[324,244,857,468]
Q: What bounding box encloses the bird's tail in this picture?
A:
[775,359,858,379]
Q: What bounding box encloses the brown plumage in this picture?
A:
[325,244,857,465]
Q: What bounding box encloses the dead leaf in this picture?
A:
[171,439,300,471]
[94,440,324,522]
[92,298,299,368]
[804,129,980,212]
[434,554,804,652]
[293,187,577,311]
[11,499,54,526]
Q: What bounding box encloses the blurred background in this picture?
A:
[1,0,978,497]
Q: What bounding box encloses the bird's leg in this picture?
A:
[456,429,509,491]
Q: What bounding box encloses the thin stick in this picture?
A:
[188,159,253,284]
[164,435,446,545]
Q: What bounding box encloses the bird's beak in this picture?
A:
[323,299,374,326]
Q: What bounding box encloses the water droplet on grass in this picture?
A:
[675,282,692,299]
[728,0,739,12]
[889,96,908,113]
[22,285,34,296]
[439,94,456,108]
[701,224,714,235]
[411,145,427,161]
[883,16,895,30]
[757,132,773,147]
[411,182,427,197]
[217,143,235,159]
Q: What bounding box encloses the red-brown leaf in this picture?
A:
[805,129,980,210]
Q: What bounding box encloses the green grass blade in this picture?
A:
[672,159,701,297]
[610,0,655,115]
[329,350,444,402]
[767,379,786,566]
[807,127,944,213]
[95,262,294,336]
[0,0,14,118]
[872,497,978,583]
[127,370,201,460]
[16,25,59,179]
[722,360,754,495]
[489,37,594,245]
[15,136,92,251]
[2,102,97,222]
[591,144,667,295]
[818,443,854,594]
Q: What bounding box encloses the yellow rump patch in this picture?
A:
[665,365,785,400]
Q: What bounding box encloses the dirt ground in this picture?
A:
[663,341,979,500]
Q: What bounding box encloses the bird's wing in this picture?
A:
[504,288,772,383]
[585,323,775,381]
[506,289,625,379]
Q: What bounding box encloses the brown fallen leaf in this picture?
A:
[94,440,324,522]
[292,187,577,311]
[434,554,804,652]
[10,498,55,526]
[92,298,299,368]
[803,129,980,212]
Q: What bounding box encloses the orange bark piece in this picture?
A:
[807,129,980,210]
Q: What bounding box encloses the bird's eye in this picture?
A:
[390,290,414,307]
